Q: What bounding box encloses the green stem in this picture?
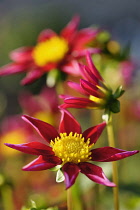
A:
[106,114,119,210]
[67,188,73,210]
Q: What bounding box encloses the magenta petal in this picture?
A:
[21,68,43,85]
[38,29,57,42]
[22,155,60,171]
[0,63,27,76]
[82,122,106,145]
[5,142,54,156]
[59,109,81,134]
[72,48,101,58]
[10,47,33,63]
[68,81,88,96]
[60,15,80,42]
[79,63,99,85]
[22,115,59,143]
[62,60,81,76]
[80,79,100,97]
[86,52,103,81]
[62,163,80,189]
[72,28,99,50]
[61,97,97,109]
[91,147,139,162]
[79,162,115,187]
[19,92,41,115]
[40,87,59,113]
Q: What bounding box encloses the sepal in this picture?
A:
[113,85,125,99]
[56,169,65,183]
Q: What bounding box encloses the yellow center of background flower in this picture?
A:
[33,111,54,125]
[32,36,69,66]
[0,129,27,156]
[50,132,92,164]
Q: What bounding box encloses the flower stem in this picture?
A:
[67,188,73,210]
[106,114,119,210]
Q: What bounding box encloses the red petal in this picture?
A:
[79,63,99,85]
[68,81,88,96]
[72,28,99,51]
[61,15,80,43]
[0,63,27,76]
[21,68,43,85]
[72,48,100,58]
[59,109,81,134]
[22,155,61,171]
[62,60,81,76]
[80,79,100,97]
[5,142,54,156]
[22,115,59,143]
[86,52,103,81]
[91,147,139,162]
[40,87,59,113]
[10,47,33,63]
[38,29,57,42]
[62,163,80,189]
[79,162,115,187]
[82,122,106,145]
[60,97,97,109]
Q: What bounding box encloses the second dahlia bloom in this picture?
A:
[61,52,125,114]
[0,16,99,85]
[5,109,138,189]
[19,86,59,126]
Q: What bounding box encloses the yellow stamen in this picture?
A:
[89,95,105,105]
[32,36,69,66]
[50,132,93,164]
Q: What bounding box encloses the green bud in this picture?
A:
[109,99,120,113]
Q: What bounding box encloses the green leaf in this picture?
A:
[31,200,37,208]
[113,85,125,99]
[56,169,65,183]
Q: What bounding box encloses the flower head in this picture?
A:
[19,86,59,126]
[60,52,125,115]
[0,115,34,157]
[0,16,99,85]
[5,109,138,189]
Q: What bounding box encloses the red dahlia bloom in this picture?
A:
[0,16,99,85]
[60,52,125,114]
[19,86,59,126]
[5,109,139,189]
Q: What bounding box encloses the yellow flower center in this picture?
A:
[50,132,92,164]
[32,36,69,66]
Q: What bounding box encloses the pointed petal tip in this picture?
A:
[4,143,11,147]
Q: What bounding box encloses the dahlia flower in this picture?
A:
[60,52,124,114]
[0,16,99,85]
[5,109,138,189]
[19,86,59,125]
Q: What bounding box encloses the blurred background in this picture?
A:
[0,0,140,209]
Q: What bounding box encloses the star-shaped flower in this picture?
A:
[0,16,99,85]
[5,109,139,189]
[60,52,125,115]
